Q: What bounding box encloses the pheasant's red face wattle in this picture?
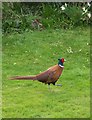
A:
[61,58,64,63]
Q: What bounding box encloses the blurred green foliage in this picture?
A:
[2,2,91,34]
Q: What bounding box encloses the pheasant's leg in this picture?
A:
[48,83,50,90]
[52,82,55,85]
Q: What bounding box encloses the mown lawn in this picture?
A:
[2,27,90,118]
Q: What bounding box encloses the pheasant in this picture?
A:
[31,19,44,30]
[10,58,65,88]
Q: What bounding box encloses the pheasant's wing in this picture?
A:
[36,69,50,83]
[47,69,61,83]
[36,69,57,84]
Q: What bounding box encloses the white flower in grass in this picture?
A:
[82,7,86,12]
[61,5,65,10]
[79,49,82,52]
[87,43,89,45]
[35,58,38,61]
[82,12,85,15]
[85,9,88,13]
[87,2,91,7]
[87,13,91,18]
[13,63,16,65]
[67,47,73,54]
[65,3,67,7]
[82,7,88,13]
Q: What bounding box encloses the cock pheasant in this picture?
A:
[10,58,65,87]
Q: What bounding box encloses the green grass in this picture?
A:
[2,27,90,118]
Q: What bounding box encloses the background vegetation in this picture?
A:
[2,2,91,33]
[2,2,90,118]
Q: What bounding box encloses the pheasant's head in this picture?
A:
[58,58,65,68]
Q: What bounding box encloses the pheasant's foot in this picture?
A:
[55,84,62,86]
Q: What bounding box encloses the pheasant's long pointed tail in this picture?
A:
[10,75,37,80]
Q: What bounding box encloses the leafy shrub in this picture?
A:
[2,2,91,34]
[41,2,91,29]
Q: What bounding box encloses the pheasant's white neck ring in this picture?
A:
[59,64,64,68]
